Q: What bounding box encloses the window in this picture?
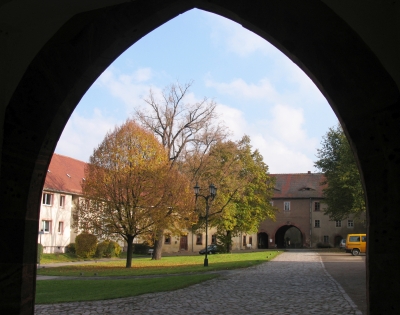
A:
[249,236,253,245]
[243,235,247,246]
[335,220,342,227]
[59,195,65,208]
[349,236,360,242]
[42,220,51,233]
[42,193,53,206]
[58,222,64,234]
[348,220,354,228]
[362,236,367,242]
[314,220,320,228]
[323,235,329,244]
[314,202,320,211]
[196,234,202,245]
[284,201,290,211]
[164,235,171,244]
[211,234,217,244]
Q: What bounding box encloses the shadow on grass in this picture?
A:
[37,251,281,277]
[36,274,219,304]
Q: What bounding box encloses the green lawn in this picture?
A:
[37,251,281,277]
[40,253,86,264]
[36,274,218,304]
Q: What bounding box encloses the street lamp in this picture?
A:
[194,183,217,267]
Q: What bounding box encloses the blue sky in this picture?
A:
[55,9,337,173]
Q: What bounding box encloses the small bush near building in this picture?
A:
[65,243,76,254]
[75,233,97,258]
[317,242,332,248]
[107,240,121,257]
[37,243,43,264]
[96,240,122,258]
[96,241,108,258]
[133,243,152,255]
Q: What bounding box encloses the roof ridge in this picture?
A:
[53,152,86,164]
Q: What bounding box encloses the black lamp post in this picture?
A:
[194,183,217,267]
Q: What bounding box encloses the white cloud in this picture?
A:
[206,78,279,100]
[268,104,317,152]
[97,67,160,114]
[216,104,247,136]
[251,135,315,174]
[55,109,118,162]
[206,12,276,57]
[214,101,316,173]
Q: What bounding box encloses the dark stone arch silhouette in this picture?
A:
[257,232,269,249]
[1,1,399,313]
[275,225,303,249]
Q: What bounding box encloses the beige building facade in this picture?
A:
[158,228,258,254]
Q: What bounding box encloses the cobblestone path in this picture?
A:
[35,252,362,315]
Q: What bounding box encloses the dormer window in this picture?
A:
[299,186,315,191]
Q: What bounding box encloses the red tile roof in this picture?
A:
[271,173,326,199]
[43,153,86,195]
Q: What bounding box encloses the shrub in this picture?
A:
[37,243,43,264]
[75,233,97,258]
[96,240,122,258]
[107,240,121,257]
[65,243,76,254]
[133,243,151,255]
[96,241,109,258]
[317,242,332,248]
[215,231,232,253]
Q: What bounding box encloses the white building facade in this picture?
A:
[38,154,85,253]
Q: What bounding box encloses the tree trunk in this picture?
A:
[126,235,134,268]
[152,229,164,260]
[226,230,232,253]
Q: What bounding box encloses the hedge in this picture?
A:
[37,243,43,264]
[75,233,97,258]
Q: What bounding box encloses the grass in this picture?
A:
[40,253,86,264]
[37,251,281,277]
[36,274,218,304]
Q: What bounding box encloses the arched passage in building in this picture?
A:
[1,1,400,314]
[275,225,303,249]
[257,232,269,249]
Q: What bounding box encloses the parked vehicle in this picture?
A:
[345,234,366,256]
[339,239,346,249]
[199,244,218,255]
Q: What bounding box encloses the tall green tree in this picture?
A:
[189,136,276,252]
[314,125,366,220]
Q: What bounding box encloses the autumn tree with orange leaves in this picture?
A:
[73,119,195,268]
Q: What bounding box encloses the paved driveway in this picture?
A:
[320,252,366,315]
[35,252,363,315]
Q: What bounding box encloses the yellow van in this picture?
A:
[345,234,366,256]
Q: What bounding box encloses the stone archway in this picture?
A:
[275,225,303,249]
[1,1,400,313]
[257,232,269,249]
